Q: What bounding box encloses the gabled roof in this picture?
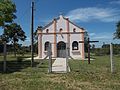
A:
[42,20,54,30]
[40,15,85,31]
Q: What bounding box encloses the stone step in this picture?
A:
[51,58,70,73]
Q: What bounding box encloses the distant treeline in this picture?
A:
[91,44,120,56]
[0,43,38,55]
[0,43,120,56]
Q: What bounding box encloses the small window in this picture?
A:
[60,28,63,32]
[73,28,76,32]
[45,42,50,51]
[46,29,49,33]
[72,41,79,50]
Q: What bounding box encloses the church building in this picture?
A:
[37,15,85,59]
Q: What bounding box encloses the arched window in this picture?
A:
[59,28,63,32]
[46,29,49,33]
[72,41,79,50]
[73,28,76,32]
[45,41,50,51]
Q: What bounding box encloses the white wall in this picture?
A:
[70,34,83,59]
[42,22,54,33]
[56,15,67,32]
[39,15,84,59]
[42,34,54,58]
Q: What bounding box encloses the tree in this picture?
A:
[84,31,89,53]
[4,23,26,57]
[0,0,16,72]
[0,0,16,26]
[114,21,120,39]
[33,26,42,54]
[91,44,95,53]
[0,40,3,53]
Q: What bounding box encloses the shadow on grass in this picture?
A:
[0,60,39,74]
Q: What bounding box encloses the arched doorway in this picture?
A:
[57,41,66,58]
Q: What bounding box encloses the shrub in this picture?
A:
[17,56,23,62]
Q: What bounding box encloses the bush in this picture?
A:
[17,50,25,56]
[94,48,110,56]
[17,56,23,62]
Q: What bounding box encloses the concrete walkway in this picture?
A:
[52,58,70,73]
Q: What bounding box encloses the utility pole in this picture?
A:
[3,27,7,72]
[31,1,34,67]
[88,38,90,64]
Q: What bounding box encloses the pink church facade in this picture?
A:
[37,15,85,59]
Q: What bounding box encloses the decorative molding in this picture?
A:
[38,32,84,34]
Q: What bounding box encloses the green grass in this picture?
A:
[0,55,120,90]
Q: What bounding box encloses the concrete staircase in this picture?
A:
[52,58,70,73]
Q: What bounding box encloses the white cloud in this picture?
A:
[66,7,120,22]
[89,32,118,47]
[110,0,120,4]
[90,32,113,40]
[89,33,96,36]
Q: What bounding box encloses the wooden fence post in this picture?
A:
[110,43,114,73]
[66,43,69,72]
[48,43,52,73]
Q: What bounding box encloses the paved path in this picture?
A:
[52,58,70,73]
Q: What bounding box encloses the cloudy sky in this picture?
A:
[1,0,120,47]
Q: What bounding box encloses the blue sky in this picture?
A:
[1,0,120,47]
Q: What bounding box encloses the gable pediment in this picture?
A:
[38,15,85,34]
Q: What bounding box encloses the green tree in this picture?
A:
[91,44,95,53]
[0,0,16,72]
[114,21,120,39]
[84,31,89,53]
[4,23,26,57]
[0,0,16,26]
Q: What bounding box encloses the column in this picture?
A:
[37,27,42,58]
[81,31,85,59]
[66,18,70,55]
[53,19,57,58]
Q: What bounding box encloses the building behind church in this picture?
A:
[37,15,85,59]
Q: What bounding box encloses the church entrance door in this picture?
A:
[57,41,66,58]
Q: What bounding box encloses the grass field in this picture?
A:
[0,55,120,90]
